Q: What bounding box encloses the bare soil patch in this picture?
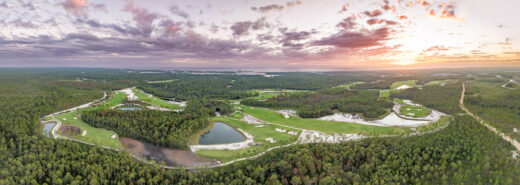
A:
[59,126,81,136]
[119,137,218,168]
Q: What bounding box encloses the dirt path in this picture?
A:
[460,82,520,152]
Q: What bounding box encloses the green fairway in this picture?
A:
[195,117,299,162]
[147,80,174,83]
[132,88,182,109]
[400,105,431,117]
[424,79,457,86]
[230,111,244,119]
[250,89,308,100]
[391,80,417,89]
[103,92,127,107]
[335,81,365,89]
[54,112,121,149]
[237,105,410,135]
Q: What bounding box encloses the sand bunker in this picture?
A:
[298,130,364,144]
[111,134,117,139]
[396,85,413,90]
[275,128,287,133]
[81,130,87,136]
[119,137,218,168]
[117,88,138,101]
[317,102,445,127]
[265,138,276,143]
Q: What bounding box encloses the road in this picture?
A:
[459,82,520,152]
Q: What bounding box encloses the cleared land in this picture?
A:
[132,88,182,109]
[237,105,410,135]
[391,80,417,89]
[147,80,174,83]
[424,79,457,86]
[335,82,365,89]
[465,80,520,142]
[195,117,299,162]
[400,105,432,117]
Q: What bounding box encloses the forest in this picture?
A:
[82,100,233,149]
[242,88,392,118]
[1,69,520,184]
[391,82,463,114]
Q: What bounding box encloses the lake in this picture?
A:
[198,122,245,145]
[42,122,56,137]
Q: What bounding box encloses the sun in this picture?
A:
[391,60,417,66]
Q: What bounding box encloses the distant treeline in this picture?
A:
[392,82,463,114]
[242,88,392,118]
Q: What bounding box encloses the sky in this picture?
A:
[0,0,519,71]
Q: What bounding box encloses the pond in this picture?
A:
[116,105,143,110]
[198,122,245,145]
[42,122,56,138]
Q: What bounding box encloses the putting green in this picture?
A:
[400,105,431,118]
[54,111,121,149]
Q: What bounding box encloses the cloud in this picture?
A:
[314,28,391,49]
[286,1,302,8]
[9,18,38,28]
[337,16,357,30]
[123,0,159,37]
[60,0,89,18]
[251,4,284,13]
[93,3,107,12]
[364,9,383,17]
[424,45,451,52]
[230,17,269,36]
[338,3,350,13]
[169,5,189,19]
[280,31,312,48]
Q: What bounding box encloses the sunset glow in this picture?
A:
[0,0,519,70]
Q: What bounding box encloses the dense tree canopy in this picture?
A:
[242,88,392,118]
[1,69,519,184]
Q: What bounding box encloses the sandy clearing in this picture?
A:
[396,85,413,90]
[317,101,445,127]
[116,88,138,101]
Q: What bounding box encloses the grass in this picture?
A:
[132,88,181,109]
[195,117,299,162]
[335,82,365,89]
[103,92,127,107]
[237,105,410,136]
[416,116,451,132]
[250,89,308,100]
[391,80,417,89]
[54,111,122,149]
[147,80,174,83]
[400,105,432,117]
[424,79,457,86]
[465,80,520,142]
[230,111,244,119]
